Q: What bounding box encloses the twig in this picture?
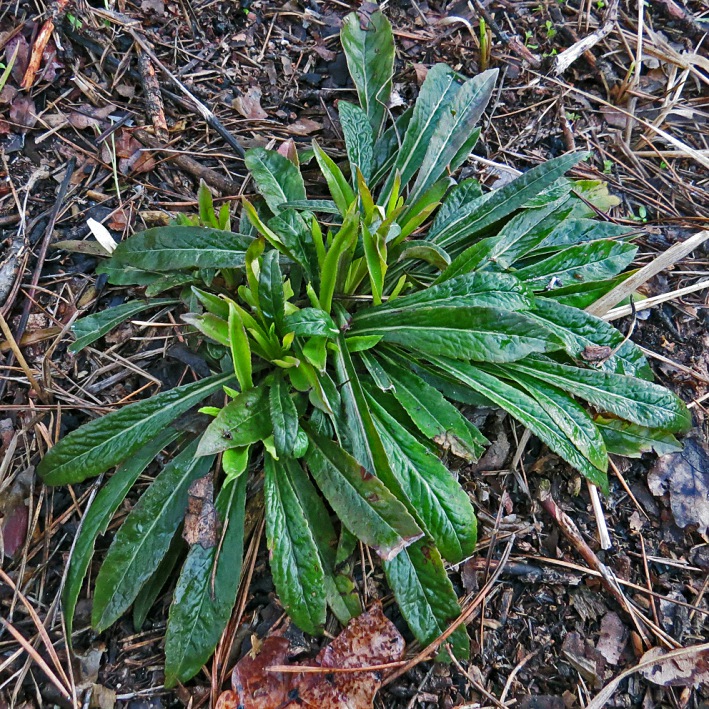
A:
[586,230,709,317]
[132,129,242,194]
[136,49,169,144]
[586,643,709,709]
[603,277,709,321]
[553,0,619,75]
[587,482,611,550]
[384,537,514,685]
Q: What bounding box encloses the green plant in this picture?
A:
[39,6,690,686]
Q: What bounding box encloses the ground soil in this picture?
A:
[1,1,708,708]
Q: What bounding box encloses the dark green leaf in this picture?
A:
[313,141,356,216]
[430,178,482,235]
[595,415,683,458]
[369,396,477,562]
[264,455,327,635]
[384,540,469,660]
[428,152,587,254]
[304,424,423,561]
[245,148,306,212]
[164,474,247,686]
[514,240,637,288]
[270,376,300,457]
[133,532,184,631]
[96,263,164,286]
[92,439,214,631]
[506,356,692,433]
[531,218,632,255]
[63,430,179,640]
[197,385,272,456]
[70,298,177,353]
[281,458,360,623]
[285,308,339,338]
[103,227,253,271]
[395,241,451,271]
[369,272,533,313]
[370,107,413,187]
[259,249,285,330]
[279,200,340,214]
[38,373,232,485]
[340,9,394,137]
[378,354,487,460]
[429,356,611,491]
[350,305,562,362]
[358,349,394,391]
[339,100,374,183]
[490,366,608,488]
[530,297,653,379]
[381,64,460,199]
[407,70,497,206]
[542,273,632,309]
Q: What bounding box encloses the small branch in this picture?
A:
[133,129,242,194]
[137,49,169,144]
[553,0,619,75]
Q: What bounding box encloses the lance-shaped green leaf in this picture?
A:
[370,107,413,187]
[339,100,373,183]
[394,241,451,271]
[313,141,356,216]
[228,303,253,390]
[474,197,574,270]
[428,356,611,490]
[368,395,477,562]
[397,179,451,242]
[529,297,652,379]
[281,458,361,623]
[319,207,359,313]
[505,356,692,433]
[489,366,608,488]
[594,415,683,458]
[430,178,483,235]
[381,64,460,200]
[164,474,247,686]
[133,532,184,631]
[284,308,339,338]
[268,210,318,280]
[92,440,214,631]
[340,9,394,137]
[264,455,327,635]
[514,240,637,288]
[62,429,180,640]
[38,372,232,486]
[303,425,423,562]
[197,385,272,456]
[407,69,497,206]
[383,540,469,661]
[361,222,386,305]
[279,200,340,214]
[428,152,587,253]
[350,304,562,363]
[359,349,394,391]
[245,147,306,212]
[377,354,487,461]
[531,218,632,255]
[270,376,299,457]
[362,272,533,314]
[103,227,253,271]
[69,298,177,353]
[544,273,632,310]
[259,249,285,331]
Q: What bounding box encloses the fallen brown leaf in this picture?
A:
[233,87,268,120]
[648,435,709,534]
[218,604,405,709]
[9,95,37,129]
[288,118,322,136]
[639,646,709,687]
[183,472,218,548]
[595,611,627,666]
